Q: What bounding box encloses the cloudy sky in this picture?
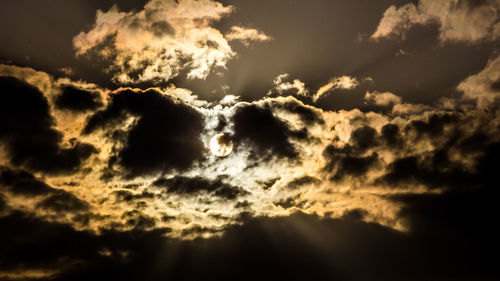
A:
[0,0,499,280]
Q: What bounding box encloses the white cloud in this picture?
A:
[267,73,309,97]
[74,0,266,84]
[225,26,272,46]
[313,76,360,102]
[457,53,500,108]
[364,91,402,107]
[372,0,500,43]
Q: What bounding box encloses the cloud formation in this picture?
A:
[458,53,500,108]
[0,76,96,174]
[268,74,367,102]
[372,0,500,43]
[225,26,272,46]
[73,0,268,84]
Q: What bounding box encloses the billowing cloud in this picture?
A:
[457,53,500,108]
[73,0,267,84]
[364,91,402,107]
[2,62,499,240]
[372,0,500,43]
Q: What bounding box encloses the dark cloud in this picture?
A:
[83,88,204,177]
[333,153,379,181]
[323,144,379,181]
[341,208,368,220]
[234,200,252,208]
[112,190,155,203]
[0,168,88,213]
[378,135,500,190]
[274,195,307,209]
[121,210,158,230]
[153,175,248,200]
[54,85,102,112]
[285,175,321,190]
[381,123,401,146]
[350,125,379,151]
[256,177,280,190]
[232,104,305,158]
[406,113,458,140]
[273,99,325,125]
[0,168,55,197]
[0,195,6,212]
[0,77,96,174]
[37,191,88,212]
[0,210,497,281]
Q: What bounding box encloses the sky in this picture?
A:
[0,0,499,280]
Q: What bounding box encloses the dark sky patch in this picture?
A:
[55,85,102,112]
[83,88,204,177]
[0,77,96,174]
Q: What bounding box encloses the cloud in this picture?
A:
[1,210,498,281]
[267,73,309,97]
[372,0,500,43]
[83,87,205,178]
[1,64,500,243]
[0,167,89,217]
[73,0,266,84]
[364,91,402,107]
[457,53,500,108]
[0,76,97,174]
[225,26,272,46]
[232,103,307,159]
[54,86,103,112]
[153,175,248,200]
[268,74,367,102]
[313,76,360,102]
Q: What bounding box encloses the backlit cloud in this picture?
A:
[73,0,265,84]
[372,0,500,43]
[225,26,272,46]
